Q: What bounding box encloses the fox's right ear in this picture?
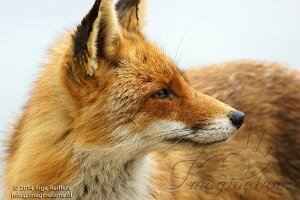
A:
[72,0,122,76]
[116,0,148,33]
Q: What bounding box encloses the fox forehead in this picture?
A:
[119,33,187,85]
[119,34,181,76]
[98,34,186,89]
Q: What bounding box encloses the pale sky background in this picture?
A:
[0,0,300,164]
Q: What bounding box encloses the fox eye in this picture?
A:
[151,88,174,99]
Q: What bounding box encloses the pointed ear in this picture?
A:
[116,0,148,33]
[73,0,122,76]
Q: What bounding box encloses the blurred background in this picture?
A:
[0,0,300,160]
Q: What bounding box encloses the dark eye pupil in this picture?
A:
[152,88,174,99]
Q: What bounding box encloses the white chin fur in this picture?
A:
[147,118,237,145]
[191,117,237,144]
[111,118,237,151]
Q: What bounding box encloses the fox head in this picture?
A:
[63,0,245,154]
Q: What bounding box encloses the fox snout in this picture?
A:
[183,108,245,146]
[228,110,245,129]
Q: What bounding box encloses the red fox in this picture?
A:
[4,0,299,199]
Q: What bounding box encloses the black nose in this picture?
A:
[229,111,245,129]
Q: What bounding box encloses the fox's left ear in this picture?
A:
[116,0,148,33]
[73,0,122,76]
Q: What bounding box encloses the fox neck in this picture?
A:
[70,147,153,200]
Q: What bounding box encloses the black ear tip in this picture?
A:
[116,0,140,16]
[73,0,102,59]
